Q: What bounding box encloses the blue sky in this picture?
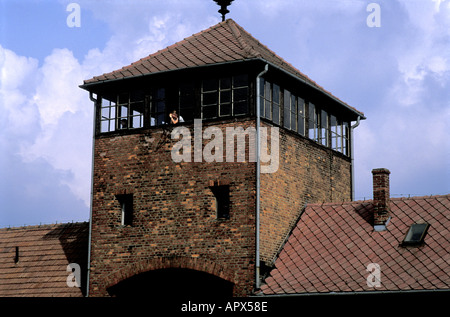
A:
[0,0,449,227]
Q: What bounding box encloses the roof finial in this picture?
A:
[213,0,234,21]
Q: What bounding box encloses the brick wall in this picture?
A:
[89,117,352,296]
[259,121,352,265]
[89,118,257,296]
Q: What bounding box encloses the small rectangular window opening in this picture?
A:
[117,194,133,226]
[14,246,19,264]
[211,185,230,220]
[402,223,430,246]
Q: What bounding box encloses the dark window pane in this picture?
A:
[264,82,271,101]
[203,92,218,106]
[130,90,145,103]
[118,93,128,105]
[233,87,247,102]
[284,90,291,129]
[265,99,271,120]
[156,113,165,125]
[273,104,280,125]
[259,78,265,97]
[298,116,305,136]
[179,109,193,122]
[155,88,165,100]
[234,100,248,115]
[220,103,231,116]
[203,105,217,119]
[220,90,231,104]
[321,110,328,128]
[220,77,231,90]
[180,96,194,109]
[259,96,264,117]
[156,101,165,112]
[203,79,218,92]
[233,74,248,87]
[273,84,280,104]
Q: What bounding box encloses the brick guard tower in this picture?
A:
[80,19,364,297]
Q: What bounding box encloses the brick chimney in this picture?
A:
[372,168,391,230]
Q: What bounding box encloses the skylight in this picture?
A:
[401,223,430,246]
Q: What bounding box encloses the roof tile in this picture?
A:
[261,195,450,295]
[0,222,88,297]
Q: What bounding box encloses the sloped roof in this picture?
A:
[260,195,450,295]
[83,19,314,85]
[0,222,89,297]
[82,19,364,118]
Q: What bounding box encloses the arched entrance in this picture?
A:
[107,268,234,298]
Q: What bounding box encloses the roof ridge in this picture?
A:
[0,221,89,231]
[226,20,319,84]
[225,19,260,58]
[304,193,450,208]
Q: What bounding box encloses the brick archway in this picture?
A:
[102,256,236,295]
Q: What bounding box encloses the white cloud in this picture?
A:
[33,48,86,127]
[1,5,213,210]
[0,47,41,142]
[1,0,448,223]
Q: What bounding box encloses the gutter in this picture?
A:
[85,92,97,297]
[253,288,450,297]
[350,116,361,201]
[255,64,269,290]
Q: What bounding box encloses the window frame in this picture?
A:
[201,74,249,120]
[100,97,117,133]
[401,223,430,246]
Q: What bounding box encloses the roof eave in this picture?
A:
[79,58,260,91]
[257,59,366,120]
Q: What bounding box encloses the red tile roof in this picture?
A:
[82,19,364,118]
[260,195,450,295]
[0,222,89,297]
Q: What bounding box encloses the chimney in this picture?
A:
[372,168,391,231]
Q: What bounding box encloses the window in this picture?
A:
[202,78,219,119]
[320,109,328,147]
[262,79,271,120]
[179,83,195,123]
[330,116,350,155]
[210,185,230,220]
[260,79,280,124]
[100,97,117,133]
[402,223,430,246]
[331,115,340,151]
[118,92,145,130]
[233,74,249,115]
[100,92,144,132]
[297,97,306,136]
[284,90,292,130]
[308,103,319,142]
[117,194,133,226]
[342,121,349,156]
[150,88,166,126]
[269,86,351,156]
[272,84,280,125]
[202,74,249,119]
[284,90,300,132]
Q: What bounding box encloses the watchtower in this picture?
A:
[80,18,364,297]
